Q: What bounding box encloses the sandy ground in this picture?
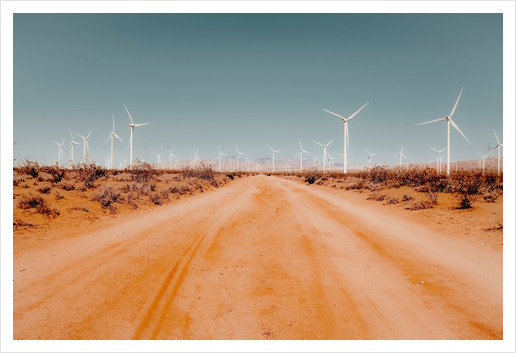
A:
[13,175,502,339]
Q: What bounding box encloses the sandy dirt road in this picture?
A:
[13,175,502,339]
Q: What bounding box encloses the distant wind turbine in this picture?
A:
[392,145,408,172]
[69,130,81,167]
[364,148,376,170]
[493,130,503,175]
[104,113,123,170]
[322,102,369,174]
[54,140,65,167]
[313,139,333,174]
[218,145,225,172]
[191,148,200,167]
[124,104,150,170]
[428,146,446,174]
[76,130,92,164]
[298,140,310,173]
[235,145,245,172]
[417,88,470,175]
[266,144,281,173]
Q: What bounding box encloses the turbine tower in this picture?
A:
[266,145,281,173]
[69,130,81,167]
[417,88,470,175]
[155,152,162,170]
[322,102,369,174]
[191,148,200,167]
[235,145,245,172]
[124,104,150,170]
[104,113,124,170]
[428,146,446,174]
[493,130,503,175]
[392,145,408,172]
[313,139,333,174]
[76,130,92,164]
[54,140,65,167]
[364,148,376,170]
[298,140,310,173]
[218,145,225,172]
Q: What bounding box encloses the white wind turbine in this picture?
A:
[417,88,470,175]
[76,130,92,164]
[191,148,200,167]
[235,145,245,172]
[297,140,310,173]
[169,151,175,171]
[123,158,127,169]
[327,151,336,172]
[266,145,281,173]
[312,156,319,169]
[124,104,150,170]
[104,114,124,170]
[155,152,162,170]
[364,148,376,170]
[428,146,446,174]
[392,145,408,172]
[313,139,333,174]
[218,145,226,172]
[493,130,503,175]
[476,150,492,175]
[323,102,369,174]
[54,140,65,167]
[69,130,81,167]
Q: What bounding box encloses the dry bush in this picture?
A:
[367,192,386,201]
[54,190,64,200]
[402,194,413,202]
[13,218,37,229]
[37,186,51,194]
[384,196,399,205]
[13,173,26,186]
[92,185,121,209]
[38,172,53,182]
[17,193,60,218]
[44,164,66,183]
[150,192,163,205]
[130,160,156,183]
[181,165,216,181]
[73,164,108,189]
[483,190,501,203]
[71,206,89,213]
[304,171,322,185]
[57,180,75,191]
[19,159,40,178]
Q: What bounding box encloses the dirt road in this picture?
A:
[13,175,502,339]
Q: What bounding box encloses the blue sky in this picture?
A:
[13,13,502,167]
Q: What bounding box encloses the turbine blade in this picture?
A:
[494,129,500,144]
[112,113,115,132]
[61,140,65,145]
[77,133,86,139]
[86,140,90,155]
[449,87,463,118]
[124,105,134,124]
[428,146,438,153]
[70,130,74,140]
[417,117,447,125]
[371,153,377,156]
[104,135,111,144]
[134,123,149,127]
[274,149,281,153]
[322,108,345,120]
[392,153,399,158]
[326,139,334,147]
[438,148,446,153]
[54,141,60,145]
[114,133,124,143]
[364,148,370,154]
[346,101,369,120]
[267,144,273,152]
[450,119,470,143]
[86,130,92,139]
[313,141,324,147]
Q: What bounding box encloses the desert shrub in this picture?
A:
[305,171,321,185]
[19,182,30,189]
[402,194,413,202]
[409,201,433,210]
[19,159,40,178]
[367,192,385,201]
[71,206,89,212]
[57,180,75,191]
[345,180,364,190]
[17,193,60,217]
[181,165,216,181]
[45,164,66,183]
[425,191,438,205]
[74,164,108,189]
[226,174,235,180]
[38,172,53,182]
[13,174,26,186]
[54,190,64,200]
[92,185,121,209]
[150,192,163,205]
[384,196,399,205]
[131,160,156,183]
[483,190,501,203]
[109,204,118,214]
[37,186,51,194]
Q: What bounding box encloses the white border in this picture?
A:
[2,1,514,352]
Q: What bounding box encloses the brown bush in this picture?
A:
[92,185,121,209]
[37,186,51,194]
[17,194,60,218]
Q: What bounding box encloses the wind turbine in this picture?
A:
[266,145,281,173]
[123,158,127,169]
[392,145,408,172]
[104,114,123,170]
[313,139,333,174]
[322,102,369,174]
[476,151,492,175]
[235,145,244,172]
[428,146,446,174]
[327,151,335,172]
[191,148,200,167]
[297,140,310,173]
[364,148,377,170]
[312,156,319,169]
[417,88,470,175]
[69,130,81,167]
[493,130,503,175]
[218,145,226,172]
[124,104,150,170]
[155,152,162,170]
[169,151,175,171]
[54,140,65,167]
[76,130,92,164]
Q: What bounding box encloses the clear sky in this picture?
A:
[13,13,503,168]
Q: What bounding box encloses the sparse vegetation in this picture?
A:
[17,194,60,218]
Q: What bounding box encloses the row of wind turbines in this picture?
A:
[52,88,503,176]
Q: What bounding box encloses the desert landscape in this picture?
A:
[12,162,503,339]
